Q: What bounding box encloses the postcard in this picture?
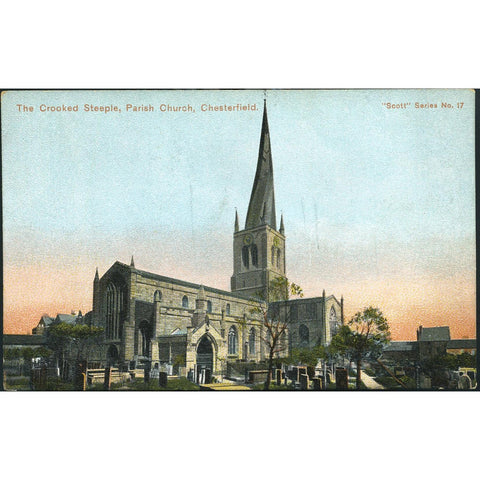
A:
[1,89,476,391]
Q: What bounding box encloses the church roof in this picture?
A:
[128,264,259,302]
[383,341,417,352]
[245,100,277,230]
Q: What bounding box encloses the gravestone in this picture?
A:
[144,363,151,383]
[74,361,87,391]
[104,366,112,391]
[39,366,48,390]
[300,374,309,390]
[312,377,322,391]
[335,368,348,390]
[159,371,168,388]
[458,374,472,390]
[298,367,307,381]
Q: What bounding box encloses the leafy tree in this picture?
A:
[331,307,390,389]
[288,347,319,368]
[457,352,476,368]
[330,325,357,371]
[47,322,104,376]
[250,277,303,390]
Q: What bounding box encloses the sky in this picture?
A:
[2,89,476,340]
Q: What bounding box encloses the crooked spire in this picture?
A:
[245,99,277,230]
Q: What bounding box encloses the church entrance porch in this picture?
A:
[196,335,214,383]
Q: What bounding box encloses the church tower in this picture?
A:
[231,100,287,301]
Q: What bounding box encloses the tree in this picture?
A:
[330,325,357,371]
[331,306,390,389]
[47,322,104,377]
[250,277,303,390]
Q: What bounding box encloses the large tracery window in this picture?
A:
[329,306,338,336]
[228,326,238,355]
[105,281,126,340]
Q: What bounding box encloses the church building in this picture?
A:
[91,101,343,378]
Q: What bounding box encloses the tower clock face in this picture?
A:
[244,234,253,245]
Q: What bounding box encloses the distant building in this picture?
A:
[381,325,476,365]
[32,312,83,335]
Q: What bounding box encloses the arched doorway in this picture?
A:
[107,344,119,366]
[138,321,151,358]
[196,336,214,372]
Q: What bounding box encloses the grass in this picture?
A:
[4,376,31,390]
[109,377,201,391]
[374,375,416,390]
[252,382,295,391]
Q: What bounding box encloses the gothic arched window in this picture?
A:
[249,328,256,355]
[154,290,162,302]
[105,281,126,340]
[228,326,238,355]
[299,324,309,348]
[276,248,281,268]
[251,244,258,267]
[207,300,212,313]
[329,306,338,336]
[271,245,275,265]
[182,295,189,308]
[226,303,231,315]
[242,246,250,268]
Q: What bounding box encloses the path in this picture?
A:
[360,370,385,390]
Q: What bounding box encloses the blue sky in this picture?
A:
[2,89,475,339]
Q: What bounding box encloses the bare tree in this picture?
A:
[250,277,303,390]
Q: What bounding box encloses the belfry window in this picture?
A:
[249,328,256,355]
[226,303,231,315]
[276,248,281,268]
[228,326,238,355]
[251,244,258,267]
[207,300,212,313]
[182,295,189,308]
[271,246,275,265]
[242,246,250,268]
